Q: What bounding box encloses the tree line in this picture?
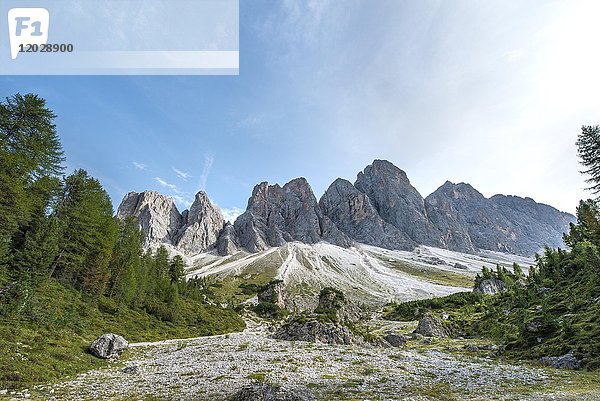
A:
[0,93,203,322]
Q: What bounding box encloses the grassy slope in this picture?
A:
[0,279,245,390]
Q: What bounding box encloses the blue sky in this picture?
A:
[2,0,599,218]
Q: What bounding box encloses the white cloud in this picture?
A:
[219,206,244,223]
[173,167,191,180]
[155,176,178,192]
[199,153,214,190]
[132,161,148,170]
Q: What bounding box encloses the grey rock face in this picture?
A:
[272,319,360,345]
[319,178,415,250]
[230,384,314,401]
[117,191,182,248]
[117,190,225,255]
[89,333,128,359]
[234,178,349,252]
[475,278,508,295]
[174,191,224,255]
[540,352,582,370]
[217,222,238,256]
[426,181,574,256]
[355,160,442,247]
[413,313,451,338]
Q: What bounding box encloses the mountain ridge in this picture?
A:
[117,160,575,257]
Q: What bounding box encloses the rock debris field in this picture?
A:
[4,322,599,401]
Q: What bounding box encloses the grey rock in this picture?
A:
[272,319,360,345]
[319,178,414,250]
[234,178,349,252]
[475,278,508,295]
[89,333,128,359]
[230,384,314,401]
[258,280,288,309]
[117,190,225,255]
[465,344,479,352]
[413,313,451,338]
[174,191,224,254]
[117,191,182,248]
[540,352,582,370]
[121,365,139,374]
[217,222,238,256]
[383,333,407,347]
[426,181,574,256]
[453,262,468,270]
[354,160,442,247]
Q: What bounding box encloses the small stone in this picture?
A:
[121,365,139,374]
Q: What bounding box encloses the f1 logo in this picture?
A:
[7,8,49,60]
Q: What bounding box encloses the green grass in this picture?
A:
[205,250,284,303]
[0,279,244,390]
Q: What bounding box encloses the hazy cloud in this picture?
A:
[155,176,178,192]
[132,161,148,170]
[173,167,192,180]
[199,153,214,190]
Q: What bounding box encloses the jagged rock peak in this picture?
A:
[116,190,182,247]
[319,178,415,250]
[234,177,349,252]
[355,160,442,247]
[430,181,485,202]
[174,191,224,255]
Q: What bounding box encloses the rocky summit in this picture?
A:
[117,160,575,257]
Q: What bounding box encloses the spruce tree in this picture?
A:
[576,125,600,194]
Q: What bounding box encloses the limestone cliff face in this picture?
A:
[233,178,349,252]
[319,178,415,250]
[117,160,574,257]
[354,160,443,247]
[116,190,224,254]
[424,181,575,255]
[174,192,224,255]
[116,191,182,248]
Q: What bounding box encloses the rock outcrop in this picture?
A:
[117,191,182,248]
[475,278,508,295]
[117,190,225,254]
[89,333,128,359]
[413,313,451,338]
[117,159,574,258]
[319,178,414,250]
[234,178,349,252]
[540,352,582,370]
[175,191,224,255]
[354,160,443,247]
[258,280,289,309]
[272,319,360,345]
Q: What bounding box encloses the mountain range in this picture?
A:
[116,160,575,258]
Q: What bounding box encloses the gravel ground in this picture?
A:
[4,321,599,401]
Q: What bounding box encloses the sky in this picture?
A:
[2,0,599,219]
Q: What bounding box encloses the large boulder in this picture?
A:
[230,384,314,401]
[383,333,407,347]
[272,319,360,345]
[475,278,508,295]
[413,313,451,338]
[89,333,128,359]
[540,352,582,370]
